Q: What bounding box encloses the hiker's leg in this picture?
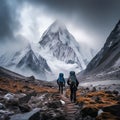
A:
[73,90,76,103]
[58,83,60,94]
[70,89,73,102]
[61,86,63,94]
[60,83,63,94]
[60,86,62,94]
[61,83,63,94]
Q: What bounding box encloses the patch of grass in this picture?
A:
[0,78,57,94]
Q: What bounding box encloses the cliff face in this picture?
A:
[85,20,120,73]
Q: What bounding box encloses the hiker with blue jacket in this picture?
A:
[67,71,79,103]
[57,73,65,94]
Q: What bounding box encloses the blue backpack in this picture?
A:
[57,73,65,83]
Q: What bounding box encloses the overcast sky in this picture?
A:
[0,0,120,51]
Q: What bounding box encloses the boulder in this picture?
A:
[4,93,15,101]
[19,104,31,113]
[0,114,10,120]
[0,110,14,120]
[40,109,66,120]
[102,104,120,117]
[19,92,37,103]
[81,106,98,118]
[91,87,96,92]
[28,76,35,81]
[10,108,40,120]
[112,90,119,96]
[5,98,19,107]
[96,112,120,120]
[47,101,62,108]
[0,103,5,110]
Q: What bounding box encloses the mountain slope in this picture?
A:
[0,66,26,79]
[0,44,51,80]
[39,20,87,69]
[84,20,120,79]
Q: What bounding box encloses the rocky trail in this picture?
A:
[61,94,80,120]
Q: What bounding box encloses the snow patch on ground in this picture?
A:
[80,80,120,87]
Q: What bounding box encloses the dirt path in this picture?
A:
[61,92,80,120]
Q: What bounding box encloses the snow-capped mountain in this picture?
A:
[0,43,51,80]
[16,45,51,80]
[0,20,95,80]
[39,20,88,69]
[85,20,120,75]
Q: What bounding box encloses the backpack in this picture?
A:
[69,76,77,86]
[69,71,77,85]
[57,73,65,83]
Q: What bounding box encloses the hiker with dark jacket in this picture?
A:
[57,73,65,94]
[67,71,79,103]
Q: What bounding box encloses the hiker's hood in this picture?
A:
[70,71,75,76]
[59,73,64,78]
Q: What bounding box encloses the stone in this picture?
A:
[91,96,101,103]
[0,113,10,120]
[19,104,31,113]
[47,101,62,108]
[4,93,15,101]
[91,87,96,92]
[40,109,66,120]
[28,76,35,81]
[5,98,19,107]
[0,103,5,110]
[112,90,119,96]
[105,91,112,94]
[102,104,120,117]
[81,107,98,118]
[10,108,40,120]
[96,112,120,120]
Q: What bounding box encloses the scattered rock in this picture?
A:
[98,109,104,116]
[5,98,19,107]
[112,90,119,96]
[4,93,15,101]
[28,76,35,81]
[19,92,37,103]
[10,108,40,120]
[41,109,66,120]
[47,101,62,109]
[82,116,94,120]
[96,112,120,120]
[105,90,112,94]
[0,113,10,120]
[19,104,31,113]
[0,110,14,114]
[102,104,120,117]
[60,100,65,105]
[91,96,101,103]
[0,103,5,110]
[91,87,96,92]
[81,106,98,118]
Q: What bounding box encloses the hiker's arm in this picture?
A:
[67,78,70,85]
[63,78,65,86]
[76,79,79,87]
[57,79,59,85]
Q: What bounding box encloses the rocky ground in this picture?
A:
[0,77,120,120]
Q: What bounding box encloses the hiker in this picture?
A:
[57,73,65,94]
[67,71,79,103]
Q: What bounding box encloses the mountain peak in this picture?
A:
[48,20,67,33]
[53,20,65,26]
